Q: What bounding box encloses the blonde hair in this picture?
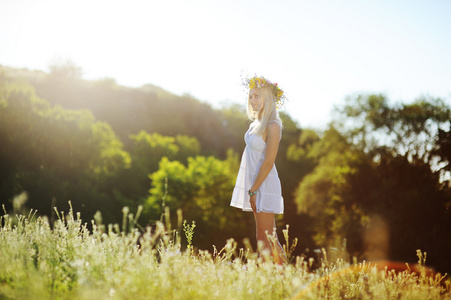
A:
[247,86,283,136]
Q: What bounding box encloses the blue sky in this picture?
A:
[1,0,450,128]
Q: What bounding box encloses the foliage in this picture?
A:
[48,59,83,80]
[183,220,196,253]
[3,64,451,277]
[340,155,451,270]
[295,94,451,274]
[0,206,449,299]
[274,113,318,255]
[113,131,201,207]
[29,64,235,157]
[146,154,252,248]
[337,94,451,167]
[434,128,451,173]
[0,66,306,250]
[294,126,365,250]
[0,80,131,222]
[129,130,200,169]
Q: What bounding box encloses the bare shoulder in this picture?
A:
[266,121,281,141]
[268,120,281,131]
[268,121,282,135]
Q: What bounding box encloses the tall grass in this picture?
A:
[0,202,450,299]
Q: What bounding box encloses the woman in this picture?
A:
[230,75,287,264]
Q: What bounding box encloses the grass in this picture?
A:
[0,203,450,299]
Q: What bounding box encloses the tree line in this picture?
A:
[1,63,450,273]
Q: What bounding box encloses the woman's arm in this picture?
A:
[249,121,281,212]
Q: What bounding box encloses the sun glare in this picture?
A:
[1,0,450,127]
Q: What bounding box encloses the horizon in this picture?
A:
[1,0,450,129]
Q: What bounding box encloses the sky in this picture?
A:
[1,0,450,129]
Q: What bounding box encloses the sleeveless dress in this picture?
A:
[230,120,284,214]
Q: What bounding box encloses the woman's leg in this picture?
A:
[253,212,287,264]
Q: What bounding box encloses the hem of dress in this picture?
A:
[230,204,283,214]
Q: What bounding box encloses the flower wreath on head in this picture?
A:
[243,75,287,109]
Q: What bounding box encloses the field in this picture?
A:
[1,203,450,299]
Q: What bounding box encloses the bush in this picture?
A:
[0,203,449,299]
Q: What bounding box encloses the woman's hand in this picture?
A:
[250,194,257,212]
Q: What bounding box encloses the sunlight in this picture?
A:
[1,0,450,127]
[1,2,451,296]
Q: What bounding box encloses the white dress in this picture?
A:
[230,121,284,214]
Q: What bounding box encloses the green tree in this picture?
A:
[296,94,451,272]
[335,94,451,272]
[113,131,201,208]
[0,81,131,222]
[294,126,365,250]
[146,154,252,249]
[48,59,83,80]
[338,94,450,166]
[340,154,451,272]
[434,128,451,174]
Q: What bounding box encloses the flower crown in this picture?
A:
[243,75,287,109]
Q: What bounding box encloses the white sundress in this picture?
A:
[230,120,284,214]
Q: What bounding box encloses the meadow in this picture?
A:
[1,203,450,300]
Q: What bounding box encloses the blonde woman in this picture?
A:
[230,76,287,264]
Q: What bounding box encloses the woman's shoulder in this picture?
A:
[267,121,281,133]
[267,119,282,140]
[268,119,282,128]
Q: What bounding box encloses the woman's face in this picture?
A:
[249,89,264,112]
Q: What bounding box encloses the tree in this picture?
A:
[112,131,201,208]
[295,94,451,273]
[48,59,83,80]
[0,81,131,222]
[294,126,365,250]
[434,128,451,174]
[337,94,451,167]
[340,154,451,271]
[146,154,253,249]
